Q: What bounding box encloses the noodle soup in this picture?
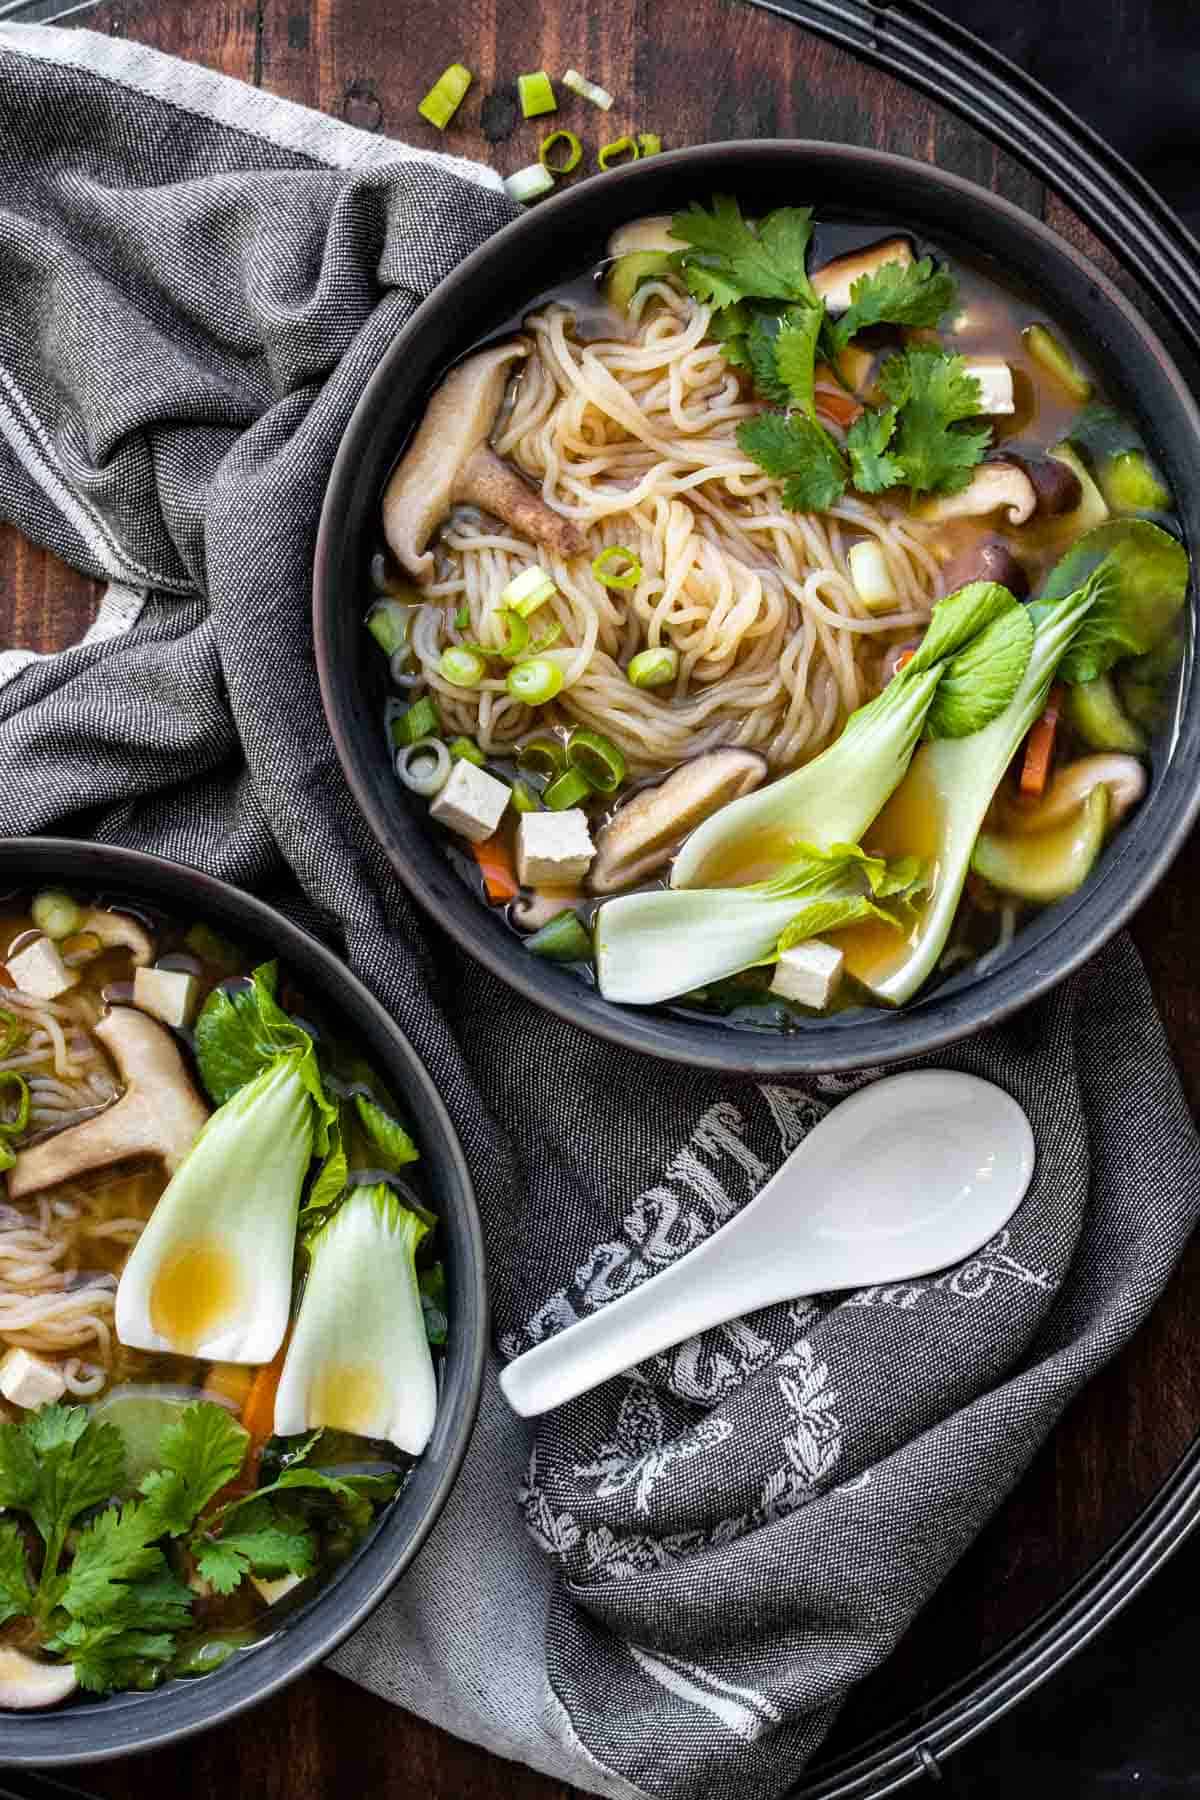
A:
[367,199,1188,1029]
[0,891,444,1706]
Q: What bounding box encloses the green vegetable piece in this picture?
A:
[925,600,1034,739]
[670,195,818,312]
[440,646,487,689]
[1066,403,1143,467]
[605,250,673,314]
[637,132,663,157]
[517,735,566,779]
[543,767,591,810]
[90,1388,230,1490]
[418,62,472,129]
[1118,629,1183,730]
[831,256,959,351]
[1023,322,1093,402]
[526,911,593,963]
[518,70,556,118]
[390,695,442,747]
[539,129,582,175]
[1048,442,1110,533]
[137,1402,250,1539]
[591,545,643,589]
[510,778,541,814]
[598,136,639,171]
[354,1094,420,1170]
[172,1632,257,1678]
[627,646,679,689]
[366,599,419,661]
[972,782,1109,903]
[876,348,991,496]
[1098,449,1172,515]
[506,658,563,705]
[30,889,84,941]
[448,736,485,766]
[0,1070,30,1139]
[1064,674,1146,754]
[737,410,847,512]
[193,1498,316,1596]
[567,727,626,793]
[846,406,904,494]
[1038,518,1189,684]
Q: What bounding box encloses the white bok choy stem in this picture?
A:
[115,1057,314,1364]
[274,1184,437,1456]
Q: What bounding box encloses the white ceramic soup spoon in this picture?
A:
[500,1070,1035,1418]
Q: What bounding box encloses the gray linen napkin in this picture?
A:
[1,27,1198,1800]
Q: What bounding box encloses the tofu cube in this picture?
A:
[133,964,199,1029]
[516,809,595,887]
[0,1348,66,1411]
[429,760,511,844]
[963,359,1015,415]
[250,1572,305,1607]
[5,936,79,1000]
[770,940,845,1012]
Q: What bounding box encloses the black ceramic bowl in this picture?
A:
[0,839,485,1764]
[315,141,1200,1076]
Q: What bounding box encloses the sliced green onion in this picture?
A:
[510,778,541,814]
[367,599,416,659]
[505,164,556,206]
[539,130,582,175]
[636,132,663,157]
[30,889,84,942]
[627,646,679,689]
[501,565,556,616]
[567,727,626,793]
[592,544,643,589]
[493,609,530,661]
[448,736,485,766]
[598,136,639,172]
[543,767,591,810]
[562,67,613,110]
[418,62,472,130]
[518,734,567,780]
[390,695,442,747]
[518,71,556,118]
[396,738,451,798]
[506,658,563,705]
[525,620,562,655]
[453,602,470,630]
[525,911,593,962]
[0,1070,31,1137]
[440,646,488,688]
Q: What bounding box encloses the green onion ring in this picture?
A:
[539,129,583,175]
[439,646,487,689]
[567,727,627,793]
[591,545,643,590]
[598,136,639,171]
[506,658,564,705]
[518,734,567,780]
[543,767,591,810]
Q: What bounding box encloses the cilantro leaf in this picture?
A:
[706,302,753,367]
[194,1501,315,1597]
[0,1405,126,1578]
[745,314,790,404]
[846,406,904,493]
[926,601,1035,738]
[877,348,991,495]
[0,1520,32,1627]
[354,1095,419,1171]
[831,256,959,350]
[773,307,824,419]
[194,961,337,1157]
[48,1618,177,1694]
[737,412,848,512]
[55,1499,174,1620]
[670,195,817,311]
[138,1403,249,1538]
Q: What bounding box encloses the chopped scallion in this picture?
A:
[525,910,593,962]
[562,67,614,110]
[390,695,442,746]
[526,620,563,654]
[598,136,639,171]
[396,738,451,798]
[493,609,530,661]
[518,734,567,780]
[567,727,626,793]
[367,599,415,659]
[518,70,557,118]
[592,545,643,589]
[501,565,556,616]
[418,62,472,130]
[543,767,591,810]
[505,164,556,206]
[440,646,488,689]
[453,602,470,630]
[448,736,486,766]
[506,658,564,705]
[510,778,541,814]
[636,132,663,157]
[539,130,582,175]
[627,646,679,689]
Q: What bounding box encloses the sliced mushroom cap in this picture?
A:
[8,1006,210,1200]
[939,537,1029,599]
[383,341,586,582]
[0,1648,78,1710]
[997,754,1147,836]
[915,461,1037,527]
[78,909,154,967]
[589,749,768,895]
[1010,453,1083,517]
[811,237,914,311]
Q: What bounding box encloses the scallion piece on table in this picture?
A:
[626,645,679,689]
[418,62,472,129]
[440,646,488,688]
[598,136,639,171]
[501,565,557,616]
[396,738,452,797]
[539,129,583,175]
[567,727,626,793]
[518,70,557,118]
[518,734,567,780]
[448,736,486,766]
[505,164,556,206]
[636,132,663,157]
[543,767,592,810]
[525,910,593,962]
[506,658,564,705]
[390,695,442,746]
[562,67,614,110]
[510,778,541,814]
[592,545,643,589]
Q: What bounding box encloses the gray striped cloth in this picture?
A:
[1,27,1198,1799]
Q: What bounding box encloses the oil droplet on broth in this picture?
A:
[308,1363,386,1436]
[832,747,945,990]
[150,1241,246,1353]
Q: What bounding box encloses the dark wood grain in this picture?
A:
[4,1,1200,1794]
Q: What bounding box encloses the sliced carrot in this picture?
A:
[1019,685,1063,798]
[472,834,519,904]
[241,1337,289,1456]
[814,385,864,430]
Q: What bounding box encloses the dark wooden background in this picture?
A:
[5,1,1200,1794]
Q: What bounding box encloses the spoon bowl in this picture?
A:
[500,1071,1034,1418]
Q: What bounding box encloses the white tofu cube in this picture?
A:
[250,1571,305,1607]
[429,760,511,844]
[770,940,845,1012]
[0,1348,66,1411]
[5,936,79,1000]
[963,359,1015,415]
[516,809,595,886]
[133,965,199,1029]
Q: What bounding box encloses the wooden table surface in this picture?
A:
[6,1,1200,1795]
